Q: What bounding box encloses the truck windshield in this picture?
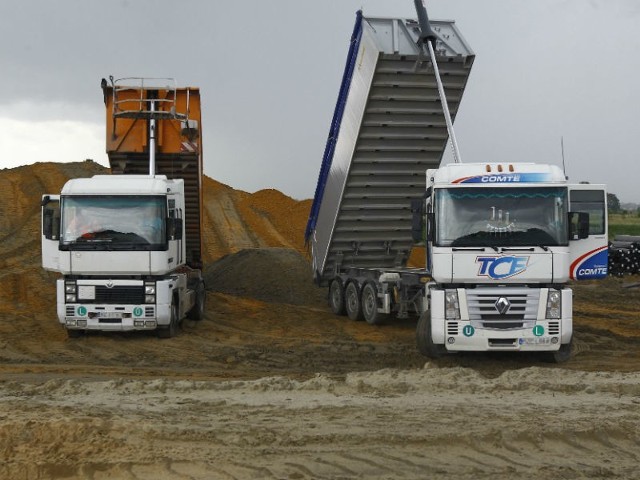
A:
[435,187,568,247]
[60,196,166,250]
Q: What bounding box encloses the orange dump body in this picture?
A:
[102,79,203,268]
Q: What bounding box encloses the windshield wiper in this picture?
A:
[451,245,501,252]
[500,246,551,252]
[105,242,151,250]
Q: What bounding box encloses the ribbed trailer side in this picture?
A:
[102,81,203,269]
[306,13,474,286]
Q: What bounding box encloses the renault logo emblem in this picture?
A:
[495,297,511,315]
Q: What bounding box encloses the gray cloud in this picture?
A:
[1,0,638,202]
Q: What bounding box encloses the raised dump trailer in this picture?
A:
[102,77,204,270]
[41,77,206,337]
[305,12,474,286]
[306,8,608,362]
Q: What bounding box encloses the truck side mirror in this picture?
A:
[410,199,424,243]
[43,209,54,238]
[167,217,183,240]
[569,211,589,240]
[42,200,60,240]
[577,212,589,239]
[426,212,435,243]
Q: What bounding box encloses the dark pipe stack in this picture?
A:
[608,235,640,276]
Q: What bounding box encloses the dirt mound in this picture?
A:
[204,247,325,307]
[201,177,311,264]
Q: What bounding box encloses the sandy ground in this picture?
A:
[1,257,640,479]
[2,364,640,479]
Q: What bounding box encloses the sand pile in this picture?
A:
[204,247,325,307]
[201,176,311,264]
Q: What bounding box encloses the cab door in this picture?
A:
[568,185,608,280]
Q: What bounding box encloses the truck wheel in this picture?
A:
[416,312,447,358]
[66,328,83,338]
[328,279,346,315]
[345,282,363,321]
[158,301,179,338]
[187,281,206,321]
[362,283,386,325]
[549,339,572,363]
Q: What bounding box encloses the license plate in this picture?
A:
[519,337,551,345]
[98,312,123,319]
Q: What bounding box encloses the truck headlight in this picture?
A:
[445,290,460,320]
[145,282,156,304]
[65,282,76,302]
[546,289,561,319]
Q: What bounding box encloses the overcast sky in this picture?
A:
[1,0,639,202]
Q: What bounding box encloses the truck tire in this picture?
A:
[549,339,572,363]
[345,281,364,321]
[416,312,447,358]
[361,282,386,325]
[158,300,179,338]
[187,281,206,321]
[66,328,83,338]
[328,278,346,316]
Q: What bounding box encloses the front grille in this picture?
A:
[99,318,122,324]
[484,322,524,329]
[93,286,145,305]
[467,288,540,330]
[489,338,517,347]
[66,306,75,316]
[145,306,155,317]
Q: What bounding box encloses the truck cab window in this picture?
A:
[570,190,605,236]
[61,196,167,249]
[435,187,569,247]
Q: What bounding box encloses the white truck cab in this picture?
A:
[41,78,206,338]
[420,162,607,361]
[42,174,202,337]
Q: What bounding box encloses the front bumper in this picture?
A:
[59,303,172,331]
[442,320,563,352]
[430,287,573,352]
[56,279,171,332]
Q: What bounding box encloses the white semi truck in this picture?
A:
[305,5,608,362]
[41,77,206,337]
